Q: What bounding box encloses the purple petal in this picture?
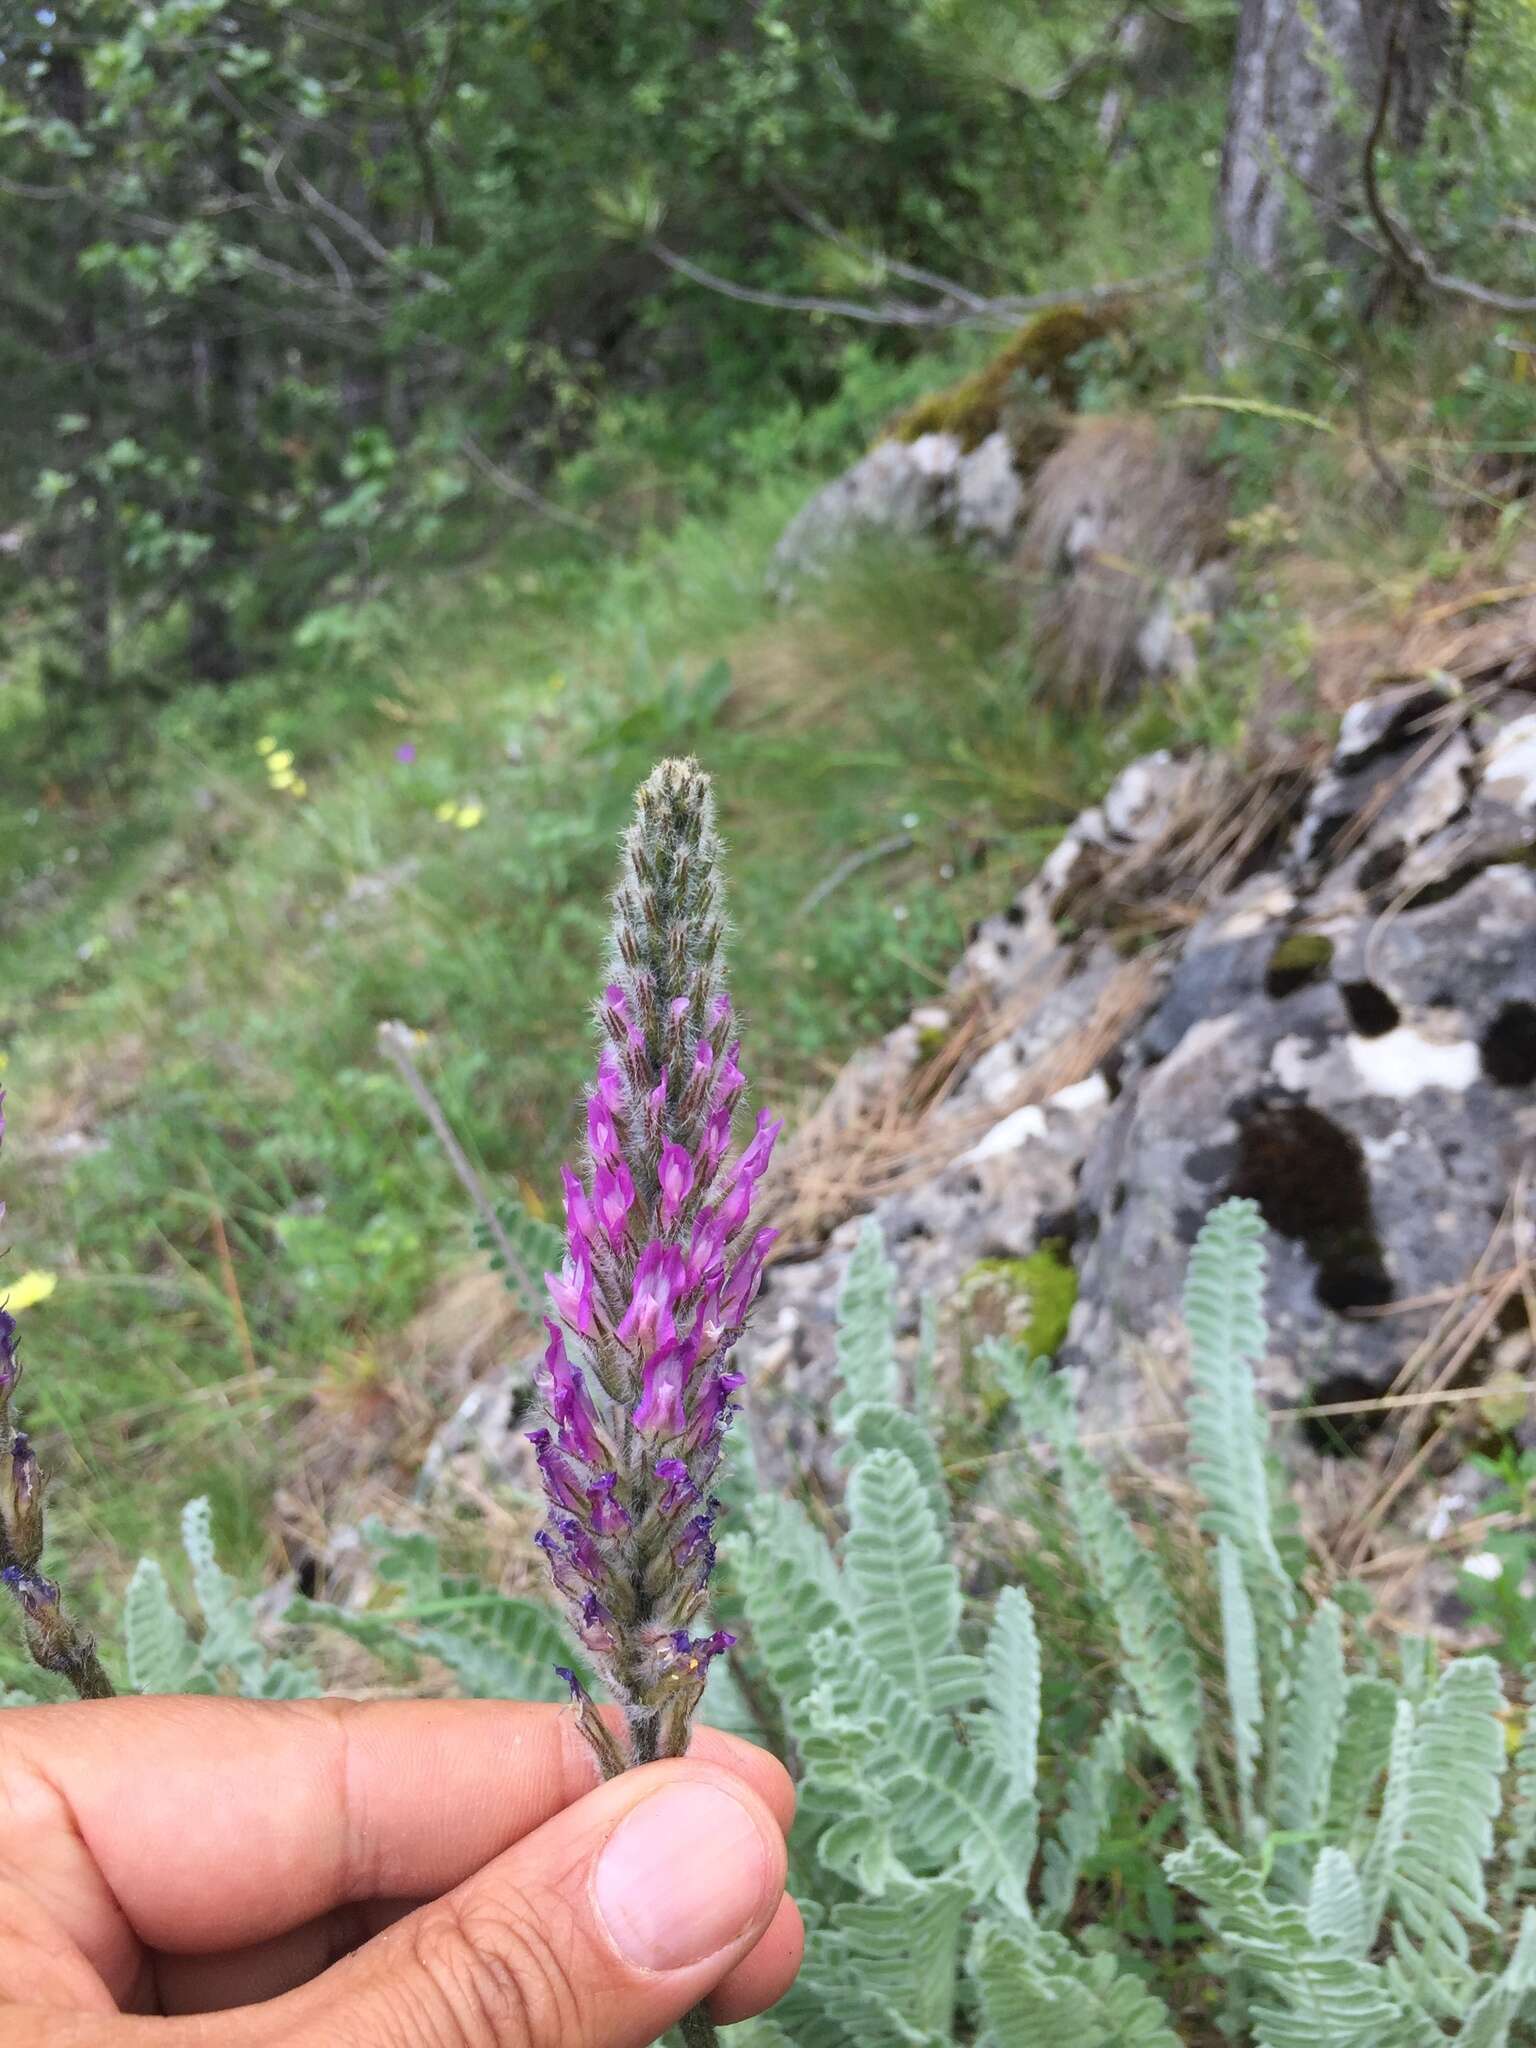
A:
[633,1338,690,1439]
[658,1141,695,1226]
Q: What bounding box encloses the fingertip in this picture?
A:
[685,1726,796,1837]
[707,1890,805,2024]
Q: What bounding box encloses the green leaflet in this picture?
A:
[981,1584,1041,1808]
[844,1449,981,1715]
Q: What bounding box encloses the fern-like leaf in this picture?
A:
[1456,1906,1536,2048]
[1168,1833,1438,2048]
[845,1402,949,1529]
[1218,1535,1262,1837]
[844,1450,980,1715]
[725,1493,848,1711]
[414,1586,584,1703]
[970,1919,1181,2048]
[124,1557,204,1696]
[1270,1603,1346,1890]
[1056,1440,1203,1799]
[1306,1848,1368,1958]
[1185,1201,1294,1667]
[1009,1359,1203,1801]
[812,1632,1036,1917]
[981,1585,1041,1807]
[1385,1657,1504,2015]
[1325,1675,1398,1852]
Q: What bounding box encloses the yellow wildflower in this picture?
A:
[269,767,296,792]
[255,735,277,756]
[456,802,485,830]
[289,777,308,799]
[4,1271,57,1313]
[266,749,294,774]
[435,799,459,823]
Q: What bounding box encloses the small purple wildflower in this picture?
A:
[530,761,779,1769]
[394,742,417,765]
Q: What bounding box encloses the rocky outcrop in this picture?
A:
[736,680,1536,1534]
[421,680,1535,1599]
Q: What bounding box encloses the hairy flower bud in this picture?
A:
[532,762,777,1774]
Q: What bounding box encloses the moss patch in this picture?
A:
[1264,930,1334,999]
[960,1245,1079,1359]
[885,305,1117,454]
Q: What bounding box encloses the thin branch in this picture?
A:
[797,834,914,918]
[649,239,1195,331]
[376,1021,538,1303]
[1361,14,1536,315]
[459,436,608,541]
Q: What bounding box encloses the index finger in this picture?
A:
[0,1695,792,1967]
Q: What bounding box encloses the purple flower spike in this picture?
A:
[658,1141,695,1225]
[633,1338,690,1439]
[534,761,778,1768]
[593,1160,635,1246]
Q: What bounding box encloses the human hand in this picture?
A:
[0,1694,801,2045]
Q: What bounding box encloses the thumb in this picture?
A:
[264,1757,789,2048]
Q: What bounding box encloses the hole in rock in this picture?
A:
[1228,1102,1393,1315]
[1005,902,1026,927]
[1481,1000,1536,1087]
[1302,1371,1391,1458]
[294,1554,320,1600]
[1340,980,1400,1038]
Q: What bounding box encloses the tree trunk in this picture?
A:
[1210,0,1451,365]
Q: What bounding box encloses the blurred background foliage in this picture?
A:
[2,0,1536,1606]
